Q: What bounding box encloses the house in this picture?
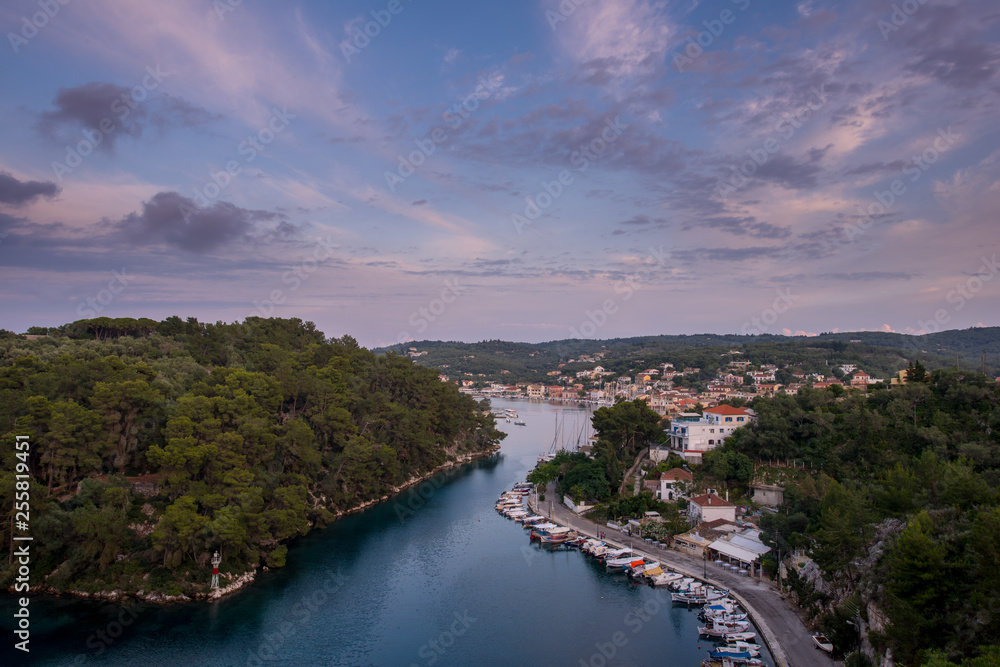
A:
[667,405,756,464]
[673,529,715,559]
[526,384,545,398]
[657,467,693,501]
[751,483,784,507]
[546,386,564,399]
[688,493,737,523]
[850,371,872,387]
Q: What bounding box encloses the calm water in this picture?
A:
[2,398,773,666]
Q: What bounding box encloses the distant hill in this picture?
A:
[376,327,1000,383]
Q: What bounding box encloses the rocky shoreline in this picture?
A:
[17,445,501,606]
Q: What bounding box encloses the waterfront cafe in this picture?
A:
[706,528,771,577]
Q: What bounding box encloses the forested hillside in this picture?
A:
[380,328,1000,384]
[719,372,1000,666]
[0,317,504,597]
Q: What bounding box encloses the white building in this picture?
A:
[668,405,755,463]
[688,493,737,523]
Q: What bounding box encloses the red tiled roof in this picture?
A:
[660,468,693,481]
[690,493,735,507]
[703,405,751,415]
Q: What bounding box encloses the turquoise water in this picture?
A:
[2,398,773,666]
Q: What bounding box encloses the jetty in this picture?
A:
[527,485,836,667]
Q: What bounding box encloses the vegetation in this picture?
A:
[0,317,504,596]
[719,371,1000,665]
[527,399,663,502]
[377,328,1000,385]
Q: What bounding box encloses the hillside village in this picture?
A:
[430,351,919,411]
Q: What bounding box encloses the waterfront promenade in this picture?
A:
[530,488,837,667]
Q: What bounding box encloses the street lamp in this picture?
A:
[846,617,862,664]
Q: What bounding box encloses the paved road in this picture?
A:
[531,488,837,667]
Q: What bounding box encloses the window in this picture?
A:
[725,417,733,422]
[737,417,744,422]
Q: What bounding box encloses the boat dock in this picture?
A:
[527,486,837,667]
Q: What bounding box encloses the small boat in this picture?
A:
[674,586,729,606]
[722,641,760,656]
[812,633,833,653]
[711,648,755,658]
[514,420,526,426]
[702,659,763,667]
[599,548,633,561]
[651,571,683,586]
[699,620,751,637]
[707,650,762,665]
[606,553,645,568]
[723,632,757,642]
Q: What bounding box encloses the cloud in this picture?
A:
[684,215,791,239]
[750,150,829,190]
[0,172,60,206]
[116,191,280,253]
[36,81,216,152]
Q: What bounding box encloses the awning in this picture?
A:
[709,539,766,564]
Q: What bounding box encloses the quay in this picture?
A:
[529,485,837,667]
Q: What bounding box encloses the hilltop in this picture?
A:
[376,328,1000,386]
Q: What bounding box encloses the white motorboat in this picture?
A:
[812,633,833,653]
[651,571,683,586]
[724,641,761,656]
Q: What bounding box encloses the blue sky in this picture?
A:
[1,0,999,346]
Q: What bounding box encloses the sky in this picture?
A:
[1,0,999,348]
